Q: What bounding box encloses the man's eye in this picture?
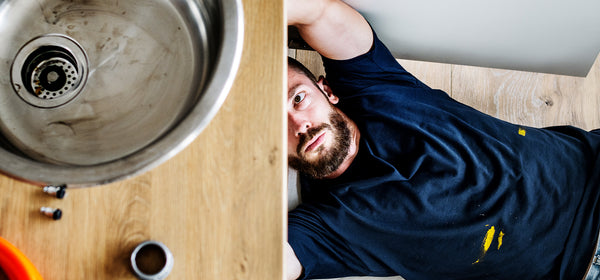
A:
[294,92,305,104]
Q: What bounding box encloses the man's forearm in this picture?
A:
[287,0,328,26]
[287,0,373,60]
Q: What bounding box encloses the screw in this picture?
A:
[40,207,62,220]
[43,185,66,199]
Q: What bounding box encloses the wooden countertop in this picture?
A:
[0,0,285,279]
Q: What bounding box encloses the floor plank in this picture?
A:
[452,54,600,129]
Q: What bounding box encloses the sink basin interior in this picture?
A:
[0,0,243,185]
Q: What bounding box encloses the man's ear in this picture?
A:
[317,76,339,104]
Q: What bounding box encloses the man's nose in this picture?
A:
[288,113,310,137]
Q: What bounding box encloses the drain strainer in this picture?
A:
[10,34,88,108]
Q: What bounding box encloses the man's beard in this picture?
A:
[288,111,351,179]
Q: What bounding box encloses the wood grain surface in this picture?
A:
[0,0,285,279]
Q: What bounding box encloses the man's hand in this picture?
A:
[286,242,302,280]
[287,0,373,60]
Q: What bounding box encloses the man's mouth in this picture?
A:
[304,131,326,153]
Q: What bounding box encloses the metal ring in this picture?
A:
[10,34,88,108]
[130,240,174,280]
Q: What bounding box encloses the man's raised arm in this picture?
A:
[287,0,373,60]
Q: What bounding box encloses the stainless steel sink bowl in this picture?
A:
[0,0,243,186]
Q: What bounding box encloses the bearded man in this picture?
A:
[285,0,600,279]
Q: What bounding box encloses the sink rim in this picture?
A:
[0,0,244,187]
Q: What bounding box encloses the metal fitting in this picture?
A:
[40,207,62,220]
[42,185,67,199]
[130,240,174,280]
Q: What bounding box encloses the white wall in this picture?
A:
[344,0,600,76]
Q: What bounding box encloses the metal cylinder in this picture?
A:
[130,240,174,280]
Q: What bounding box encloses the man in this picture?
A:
[285,0,600,279]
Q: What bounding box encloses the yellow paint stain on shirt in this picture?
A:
[473,225,495,264]
[473,226,506,264]
[518,128,526,136]
[482,226,495,252]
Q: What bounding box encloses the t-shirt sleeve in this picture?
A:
[322,31,430,98]
[288,206,369,279]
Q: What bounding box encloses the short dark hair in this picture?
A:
[288,56,318,85]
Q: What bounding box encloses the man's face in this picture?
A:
[287,66,351,179]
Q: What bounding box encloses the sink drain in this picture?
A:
[11,34,88,108]
[31,56,79,100]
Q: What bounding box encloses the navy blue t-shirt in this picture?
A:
[288,32,600,280]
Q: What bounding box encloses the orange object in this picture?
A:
[0,237,43,280]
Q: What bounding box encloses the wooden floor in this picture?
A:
[0,1,285,279]
[287,49,600,280]
[289,49,600,131]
